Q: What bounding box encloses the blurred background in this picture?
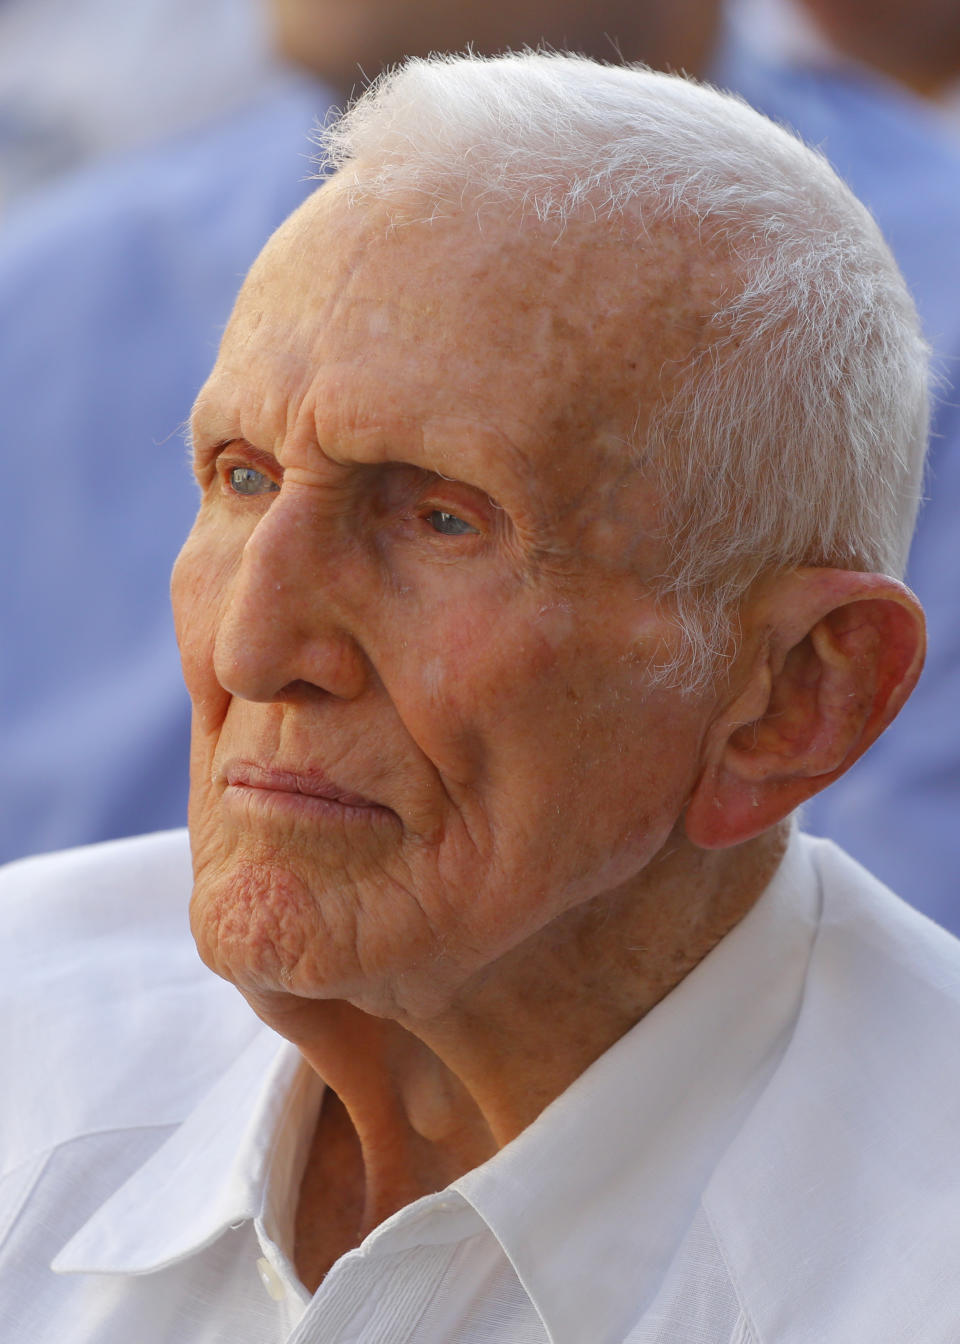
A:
[2,0,958,930]
[0,0,287,211]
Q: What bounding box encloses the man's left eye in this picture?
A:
[228,466,280,496]
[426,510,477,536]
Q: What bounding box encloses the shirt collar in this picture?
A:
[453,829,820,1344]
[55,831,819,1344]
[53,1026,321,1275]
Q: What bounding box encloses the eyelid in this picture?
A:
[211,441,283,488]
[417,478,497,524]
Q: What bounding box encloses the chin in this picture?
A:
[187,854,456,1020]
[189,854,342,986]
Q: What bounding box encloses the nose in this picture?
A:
[213,490,369,703]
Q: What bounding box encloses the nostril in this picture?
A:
[274,678,335,703]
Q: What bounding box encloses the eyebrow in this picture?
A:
[178,418,196,465]
[189,432,234,467]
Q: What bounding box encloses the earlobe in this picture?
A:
[684,568,926,849]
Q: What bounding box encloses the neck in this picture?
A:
[248,826,789,1248]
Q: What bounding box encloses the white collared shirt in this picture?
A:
[3,828,960,1342]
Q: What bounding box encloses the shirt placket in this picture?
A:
[286,1241,459,1344]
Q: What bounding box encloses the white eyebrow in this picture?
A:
[178,418,195,465]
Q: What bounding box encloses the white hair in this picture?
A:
[316,51,930,686]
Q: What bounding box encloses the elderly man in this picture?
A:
[3,52,959,1343]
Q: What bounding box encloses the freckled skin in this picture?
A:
[172,183,730,1023]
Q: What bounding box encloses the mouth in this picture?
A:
[221,760,395,823]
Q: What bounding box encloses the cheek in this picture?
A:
[388,595,560,759]
[381,594,600,784]
[172,530,231,704]
[171,527,237,788]
[398,594,704,849]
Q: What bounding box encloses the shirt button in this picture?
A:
[256,1256,287,1301]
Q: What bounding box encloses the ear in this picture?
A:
[684,568,925,849]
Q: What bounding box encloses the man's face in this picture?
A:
[173,185,722,1020]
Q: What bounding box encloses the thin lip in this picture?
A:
[223,760,384,810]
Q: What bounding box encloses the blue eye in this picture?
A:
[426,510,477,536]
[228,466,279,496]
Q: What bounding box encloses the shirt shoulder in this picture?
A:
[807,831,960,996]
[705,834,960,1340]
[0,832,260,1174]
[2,828,193,940]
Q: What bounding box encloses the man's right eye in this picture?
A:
[227,466,280,496]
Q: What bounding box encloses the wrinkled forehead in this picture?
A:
[195,180,722,473]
